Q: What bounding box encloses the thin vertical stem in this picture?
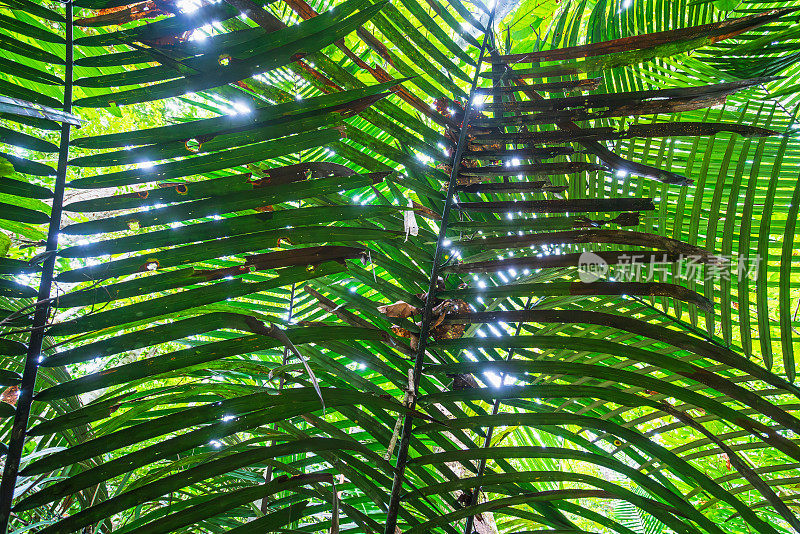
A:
[0,2,73,531]
[263,282,297,485]
[463,295,534,534]
[383,10,496,533]
[464,62,541,531]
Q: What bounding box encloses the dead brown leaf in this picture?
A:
[378,301,420,319]
[1,386,19,406]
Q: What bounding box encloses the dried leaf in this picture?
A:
[1,386,19,406]
[431,299,471,341]
[77,1,177,27]
[379,301,420,319]
[389,324,420,351]
[390,325,413,339]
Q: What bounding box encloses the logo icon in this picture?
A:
[577,251,608,283]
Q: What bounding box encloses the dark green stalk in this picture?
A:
[0,2,73,532]
[463,295,534,534]
[382,8,497,532]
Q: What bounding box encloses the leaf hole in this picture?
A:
[248,176,265,187]
[185,139,201,152]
